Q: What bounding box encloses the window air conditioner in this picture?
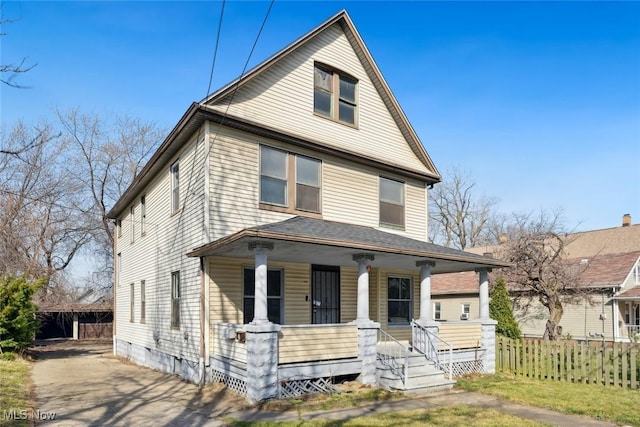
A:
[460,313,469,320]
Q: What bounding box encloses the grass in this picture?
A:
[226,404,550,426]
[457,372,640,426]
[0,355,32,427]
[257,387,402,413]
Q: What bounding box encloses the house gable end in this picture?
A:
[202,11,439,180]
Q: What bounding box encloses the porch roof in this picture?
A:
[187,217,510,273]
[616,285,640,300]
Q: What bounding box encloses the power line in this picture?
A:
[206,0,226,98]
[167,0,276,256]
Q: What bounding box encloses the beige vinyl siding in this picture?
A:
[206,23,431,176]
[208,257,313,352]
[115,130,207,362]
[438,323,482,349]
[279,325,358,364]
[340,267,357,323]
[208,126,428,242]
[432,295,480,322]
[516,293,615,341]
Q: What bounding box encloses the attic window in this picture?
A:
[314,64,357,125]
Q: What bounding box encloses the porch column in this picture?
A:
[351,253,379,386]
[416,260,436,323]
[72,314,79,340]
[353,254,374,322]
[476,268,491,320]
[249,242,274,325]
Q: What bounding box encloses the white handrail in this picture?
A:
[411,320,453,380]
[377,328,410,387]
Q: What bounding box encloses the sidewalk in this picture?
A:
[226,389,617,426]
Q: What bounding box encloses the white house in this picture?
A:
[107,10,508,403]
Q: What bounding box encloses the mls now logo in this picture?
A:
[3,409,56,421]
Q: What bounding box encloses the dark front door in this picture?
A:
[312,265,340,324]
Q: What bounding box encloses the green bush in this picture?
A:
[0,275,45,353]
[490,277,521,339]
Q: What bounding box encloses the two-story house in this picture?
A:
[107,11,508,403]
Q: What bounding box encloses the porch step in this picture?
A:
[376,354,455,393]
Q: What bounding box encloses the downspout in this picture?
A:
[199,256,206,388]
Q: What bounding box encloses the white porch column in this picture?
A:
[476,268,491,320]
[353,254,374,322]
[72,314,79,340]
[249,242,274,325]
[416,260,436,323]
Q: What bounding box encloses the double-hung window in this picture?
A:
[260,146,288,206]
[243,267,283,324]
[388,276,411,324]
[130,283,135,322]
[171,271,180,328]
[434,302,442,321]
[140,195,146,236]
[379,177,405,228]
[314,64,357,125]
[260,146,321,214]
[170,160,180,213]
[140,280,146,323]
[130,205,135,243]
[295,156,321,212]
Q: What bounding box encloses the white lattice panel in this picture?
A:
[278,377,335,399]
[442,360,484,377]
[212,369,247,396]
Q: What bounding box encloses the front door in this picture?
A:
[312,265,340,324]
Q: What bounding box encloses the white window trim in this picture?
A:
[140,195,146,236]
[130,283,135,323]
[433,301,441,321]
[171,271,181,328]
[242,266,284,325]
[130,205,135,243]
[387,275,412,326]
[140,280,146,323]
[170,160,180,214]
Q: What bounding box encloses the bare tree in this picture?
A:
[1,10,36,88]
[57,109,165,292]
[496,210,587,340]
[429,167,496,249]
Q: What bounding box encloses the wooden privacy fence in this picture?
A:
[496,336,640,389]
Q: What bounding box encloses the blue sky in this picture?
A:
[2,1,639,232]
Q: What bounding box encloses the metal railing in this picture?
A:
[377,328,409,387]
[627,325,640,338]
[411,320,453,380]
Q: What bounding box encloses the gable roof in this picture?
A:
[107,11,440,219]
[201,10,439,180]
[573,251,640,288]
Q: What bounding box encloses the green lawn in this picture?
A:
[0,356,32,427]
[457,373,640,426]
[226,404,549,427]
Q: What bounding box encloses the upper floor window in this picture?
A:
[260,146,288,206]
[116,219,122,238]
[260,146,322,214]
[130,283,135,323]
[295,156,321,212]
[314,64,357,125]
[170,160,180,213]
[379,177,405,228]
[140,195,146,236]
[130,205,135,243]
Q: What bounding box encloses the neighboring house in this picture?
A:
[106,11,508,402]
[439,215,640,342]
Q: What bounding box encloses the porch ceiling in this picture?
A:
[187,217,510,274]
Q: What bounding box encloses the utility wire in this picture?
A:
[167,0,276,256]
[206,0,226,98]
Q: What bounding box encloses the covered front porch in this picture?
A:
[615,289,640,342]
[188,217,509,403]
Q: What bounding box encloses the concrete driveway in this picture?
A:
[31,340,246,426]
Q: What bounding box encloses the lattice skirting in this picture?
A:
[278,377,336,399]
[211,369,247,396]
[442,360,485,377]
